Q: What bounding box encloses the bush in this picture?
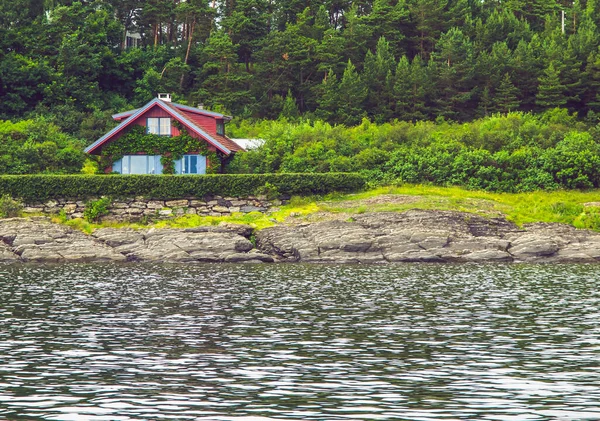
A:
[0,173,366,202]
[256,182,281,200]
[84,197,112,222]
[0,194,23,218]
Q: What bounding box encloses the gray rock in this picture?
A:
[240,205,267,213]
[255,210,600,264]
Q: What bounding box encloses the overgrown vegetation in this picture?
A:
[101,126,220,174]
[0,119,86,174]
[0,194,23,218]
[228,110,600,192]
[48,185,600,233]
[83,197,112,222]
[0,173,365,202]
[320,185,600,230]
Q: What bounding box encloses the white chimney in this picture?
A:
[158,93,172,102]
[197,103,204,110]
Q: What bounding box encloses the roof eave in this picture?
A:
[85,99,161,154]
[85,98,232,156]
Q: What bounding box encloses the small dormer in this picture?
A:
[158,93,172,102]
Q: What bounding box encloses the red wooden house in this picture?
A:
[85,94,243,174]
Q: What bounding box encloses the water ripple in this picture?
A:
[0,263,599,420]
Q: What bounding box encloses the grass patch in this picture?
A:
[49,185,600,233]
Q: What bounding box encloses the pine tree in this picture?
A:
[478,85,492,117]
[433,27,476,120]
[394,55,429,121]
[394,55,413,120]
[316,69,339,121]
[408,0,448,59]
[279,89,300,120]
[362,36,396,122]
[536,62,567,109]
[337,60,368,125]
[512,38,543,111]
[583,52,600,112]
[492,73,521,113]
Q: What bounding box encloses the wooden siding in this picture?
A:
[179,111,217,134]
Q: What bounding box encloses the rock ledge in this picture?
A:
[2,211,600,264]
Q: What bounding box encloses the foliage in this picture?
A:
[227,110,600,192]
[0,173,365,202]
[54,185,600,234]
[0,118,86,174]
[0,194,23,218]
[1,0,600,129]
[101,125,219,174]
[256,182,281,200]
[83,196,112,222]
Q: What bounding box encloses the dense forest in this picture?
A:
[2,0,600,190]
[2,0,600,131]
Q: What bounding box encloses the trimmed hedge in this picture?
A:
[0,173,365,202]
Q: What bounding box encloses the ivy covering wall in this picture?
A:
[100,125,220,174]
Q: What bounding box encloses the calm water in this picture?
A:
[1,263,600,420]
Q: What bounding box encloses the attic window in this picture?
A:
[147,118,171,136]
[217,121,224,136]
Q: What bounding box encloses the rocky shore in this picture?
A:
[2,210,600,264]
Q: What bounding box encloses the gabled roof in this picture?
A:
[85,98,240,155]
[111,102,232,121]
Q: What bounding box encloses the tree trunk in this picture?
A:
[180,18,196,89]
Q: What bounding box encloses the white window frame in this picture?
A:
[113,155,163,174]
[176,154,207,175]
[147,118,171,136]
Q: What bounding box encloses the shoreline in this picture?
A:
[2,209,600,264]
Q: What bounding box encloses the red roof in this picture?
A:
[177,109,244,152]
[86,99,243,155]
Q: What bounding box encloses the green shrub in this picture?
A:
[0,173,365,202]
[256,182,281,200]
[83,197,112,222]
[0,194,23,218]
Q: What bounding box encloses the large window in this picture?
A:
[175,155,206,174]
[113,155,163,174]
[147,118,171,136]
[216,121,224,135]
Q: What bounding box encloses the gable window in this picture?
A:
[147,118,171,136]
[175,155,207,175]
[113,155,163,174]
[216,121,224,136]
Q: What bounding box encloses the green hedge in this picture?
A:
[0,173,365,202]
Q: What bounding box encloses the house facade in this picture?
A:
[85,94,243,174]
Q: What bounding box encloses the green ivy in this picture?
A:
[100,125,220,174]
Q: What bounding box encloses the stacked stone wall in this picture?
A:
[23,195,287,222]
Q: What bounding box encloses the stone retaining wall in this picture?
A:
[23,195,287,222]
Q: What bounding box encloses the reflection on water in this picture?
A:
[0,263,599,420]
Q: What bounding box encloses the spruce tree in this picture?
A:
[512,38,543,110]
[394,55,429,121]
[583,52,600,112]
[433,28,476,120]
[337,60,368,125]
[393,55,412,120]
[478,85,492,117]
[492,73,521,113]
[316,69,339,122]
[536,62,567,109]
[279,89,300,120]
[362,36,396,122]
